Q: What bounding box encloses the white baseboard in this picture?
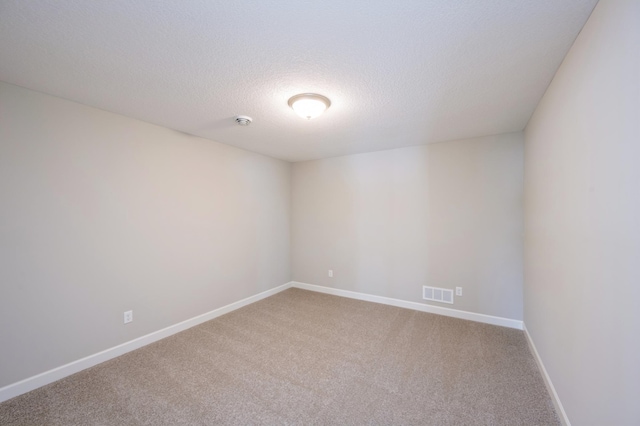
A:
[291,282,523,330]
[0,282,293,404]
[0,281,524,404]
[523,324,570,426]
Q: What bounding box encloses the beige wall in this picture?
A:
[524,0,640,424]
[292,133,524,320]
[0,82,291,387]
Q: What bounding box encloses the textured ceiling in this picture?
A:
[0,0,597,162]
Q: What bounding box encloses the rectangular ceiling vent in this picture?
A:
[423,286,454,304]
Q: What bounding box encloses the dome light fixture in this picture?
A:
[288,93,331,120]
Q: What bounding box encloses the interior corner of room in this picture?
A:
[1,0,639,424]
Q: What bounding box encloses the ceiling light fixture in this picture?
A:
[288,93,331,120]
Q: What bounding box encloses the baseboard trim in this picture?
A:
[0,281,293,404]
[0,281,525,404]
[291,282,523,330]
[523,324,570,426]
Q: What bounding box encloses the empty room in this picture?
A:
[0,0,638,425]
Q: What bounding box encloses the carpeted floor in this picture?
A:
[0,288,559,425]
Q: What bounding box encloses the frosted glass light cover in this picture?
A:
[288,94,331,120]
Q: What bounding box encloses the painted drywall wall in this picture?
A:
[524,0,640,424]
[0,82,291,388]
[292,133,524,320]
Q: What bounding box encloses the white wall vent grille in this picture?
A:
[423,286,454,304]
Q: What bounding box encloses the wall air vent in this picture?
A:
[423,286,454,304]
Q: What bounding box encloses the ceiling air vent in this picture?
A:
[235,115,252,126]
[423,286,454,304]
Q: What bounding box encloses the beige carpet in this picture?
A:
[0,288,559,425]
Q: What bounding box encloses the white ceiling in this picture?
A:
[0,0,597,162]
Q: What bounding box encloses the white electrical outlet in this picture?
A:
[124,310,133,324]
[328,269,333,278]
[456,287,463,296]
